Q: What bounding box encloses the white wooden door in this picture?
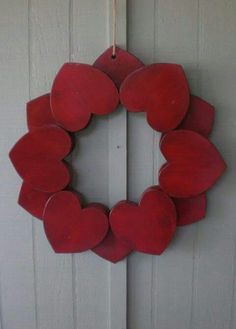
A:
[0,1,235,329]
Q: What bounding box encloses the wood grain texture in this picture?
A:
[191,225,235,329]
[110,186,176,254]
[29,1,74,329]
[50,63,119,132]
[159,130,226,197]
[127,1,156,328]
[151,2,200,329]
[9,126,72,192]
[71,1,110,326]
[0,1,235,329]
[0,1,37,329]
[127,1,200,329]
[107,1,128,328]
[197,0,236,235]
[120,63,190,132]
[230,242,236,329]
[190,2,236,329]
[72,1,128,327]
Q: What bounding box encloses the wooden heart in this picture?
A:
[27,94,57,131]
[159,130,227,197]
[120,63,190,132]
[110,186,176,255]
[93,46,144,87]
[43,191,109,253]
[9,126,71,192]
[172,194,207,226]
[93,229,133,263]
[87,202,133,263]
[177,95,214,137]
[18,182,54,220]
[51,63,119,132]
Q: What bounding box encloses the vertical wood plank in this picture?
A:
[72,1,128,328]
[0,285,2,329]
[107,1,127,328]
[196,0,236,235]
[70,0,109,205]
[0,1,37,329]
[29,1,74,329]
[127,1,156,329]
[191,1,236,329]
[152,2,199,329]
[191,226,235,329]
[128,1,200,328]
[230,241,236,329]
[71,1,110,329]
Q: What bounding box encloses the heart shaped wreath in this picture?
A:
[9,47,226,263]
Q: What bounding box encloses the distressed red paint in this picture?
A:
[9,47,226,261]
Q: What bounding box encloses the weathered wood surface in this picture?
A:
[0,1,235,329]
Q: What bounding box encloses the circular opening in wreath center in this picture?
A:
[70,109,165,205]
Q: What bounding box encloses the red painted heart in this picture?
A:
[172,194,207,226]
[120,63,190,132]
[43,191,109,253]
[160,163,207,226]
[27,94,57,131]
[159,130,227,197]
[87,202,133,263]
[110,186,176,255]
[51,63,119,132]
[9,126,71,192]
[177,95,214,137]
[18,182,54,220]
[93,46,144,88]
[93,229,133,263]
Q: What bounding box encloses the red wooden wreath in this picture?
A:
[9,47,226,263]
